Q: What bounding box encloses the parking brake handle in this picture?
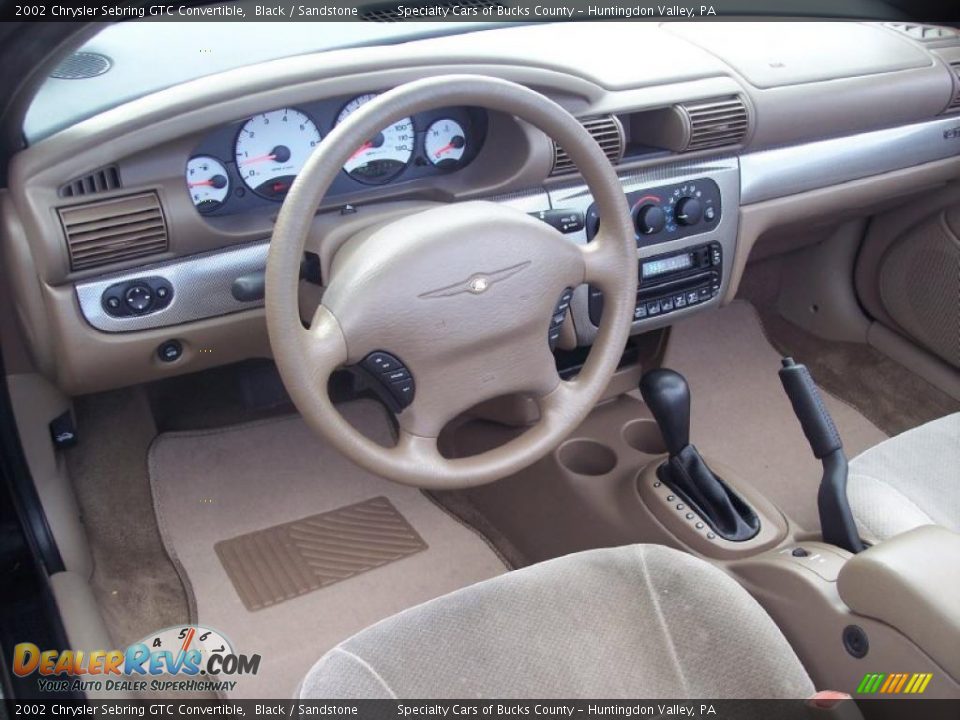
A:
[778,357,863,553]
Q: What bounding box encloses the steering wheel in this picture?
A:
[266,75,637,489]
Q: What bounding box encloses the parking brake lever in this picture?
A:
[778,357,863,553]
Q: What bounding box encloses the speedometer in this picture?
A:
[234,108,321,198]
[337,94,414,184]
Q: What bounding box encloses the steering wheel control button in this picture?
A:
[531,209,584,234]
[157,340,183,363]
[364,352,401,374]
[548,287,574,350]
[101,276,174,318]
[360,351,415,411]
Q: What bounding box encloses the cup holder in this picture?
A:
[622,419,667,455]
[557,439,618,477]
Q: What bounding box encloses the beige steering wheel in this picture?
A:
[266,75,637,489]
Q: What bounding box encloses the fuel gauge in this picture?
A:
[186,156,230,212]
[425,119,467,168]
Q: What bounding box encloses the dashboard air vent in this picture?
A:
[58,166,122,198]
[551,116,625,176]
[886,23,960,43]
[680,96,749,152]
[946,62,960,112]
[58,192,168,272]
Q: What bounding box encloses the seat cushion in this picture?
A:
[847,412,960,543]
[300,544,813,699]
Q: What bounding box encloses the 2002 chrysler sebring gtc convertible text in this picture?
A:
[0,8,958,713]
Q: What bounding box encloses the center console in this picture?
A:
[543,157,740,345]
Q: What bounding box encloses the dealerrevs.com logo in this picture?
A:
[13,625,260,694]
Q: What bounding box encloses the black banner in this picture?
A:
[4,700,960,720]
[2,0,960,23]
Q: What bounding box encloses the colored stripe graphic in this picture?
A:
[857,672,932,694]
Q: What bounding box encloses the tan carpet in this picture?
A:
[149,401,508,699]
[661,300,888,532]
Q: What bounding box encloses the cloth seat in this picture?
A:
[300,544,814,699]
[847,413,960,543]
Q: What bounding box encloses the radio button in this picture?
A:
[686,291,700,305]
[674,294,687,309]
[647,300,662,316]
[661,297,674,312]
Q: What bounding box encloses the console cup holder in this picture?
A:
[557,439,618,477]
[622,419,667,455]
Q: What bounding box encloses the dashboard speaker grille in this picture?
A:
[50,51,112,80]
[58,192,168,272]
[58,166,122,198]
[551,116,625,176]
[681,97,749,152]
[946,62,960,112]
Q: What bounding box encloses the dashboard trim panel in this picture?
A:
[75,240,269,333]
[740,116,960,205]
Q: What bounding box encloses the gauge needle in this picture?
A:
[434,136,465,158]
[188,180,214,187]
[240,153,277,166]
[349,141,373,161]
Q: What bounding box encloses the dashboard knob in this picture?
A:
[635,204,666,235]
[674,197,703,226]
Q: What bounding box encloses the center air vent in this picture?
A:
[58,192,168,272]
[680,97,749,152]
[551,116,625,176]
[946,61,960,112]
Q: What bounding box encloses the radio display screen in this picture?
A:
[642,253,693,279]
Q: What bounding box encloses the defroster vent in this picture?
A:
[551,116,624,176]
[59,166,121,198]
[58,192,168,271]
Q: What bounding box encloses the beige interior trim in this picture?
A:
[837,525,960,682]
[729,156,960,304]
[868,322,960,401]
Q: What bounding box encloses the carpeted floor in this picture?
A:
[66,388,191,648]
[737,259,959,436]
[148,400,508,698]
[661,300,888,532]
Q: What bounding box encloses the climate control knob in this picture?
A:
[674,197,703,226]
[634,204,666,236]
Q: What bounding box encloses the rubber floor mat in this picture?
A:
[215,497,427,611]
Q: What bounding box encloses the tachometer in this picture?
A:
[425,119,467,168]
[186,156,230,212]
[235,108,321,198]
[337,94,414,184]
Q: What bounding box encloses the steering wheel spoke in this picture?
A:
[582,228,635,292]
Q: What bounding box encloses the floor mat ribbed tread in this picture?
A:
[215,496,427,611]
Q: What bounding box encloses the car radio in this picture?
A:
[588,242,722,324]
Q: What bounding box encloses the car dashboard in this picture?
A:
[3,21,960,395]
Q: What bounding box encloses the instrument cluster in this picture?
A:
[186,93,486,215]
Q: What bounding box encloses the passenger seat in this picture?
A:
[847,413,959,544]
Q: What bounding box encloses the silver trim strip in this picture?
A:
[740,116,960,205]
[75,241,269,333]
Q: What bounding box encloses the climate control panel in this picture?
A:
[585,177,721,247]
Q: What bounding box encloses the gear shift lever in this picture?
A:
[640,369,760,542]
[639,369,690,455]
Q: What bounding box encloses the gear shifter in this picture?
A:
[640,369,760,542]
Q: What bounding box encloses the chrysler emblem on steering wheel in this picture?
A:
[419,261,532,299]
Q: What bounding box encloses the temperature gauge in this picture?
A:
[186,156,230,212]
[425,119,467,168]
